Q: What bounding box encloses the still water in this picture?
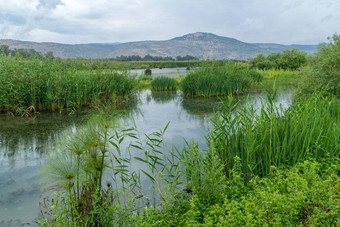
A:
[130,67,189,78]
[0,89,293,226]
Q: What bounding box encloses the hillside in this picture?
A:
[0,32,318,59]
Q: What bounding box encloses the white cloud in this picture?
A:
[0,0,339,44]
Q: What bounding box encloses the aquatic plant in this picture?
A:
[209,91,340,182]
[181,61,262,96]
[151,76,177,91]
[0,57,135,113]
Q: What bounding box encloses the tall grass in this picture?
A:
[151,76,177,91]
[0,57,135,112]
[209,91,340,182]
[181,62,262,96]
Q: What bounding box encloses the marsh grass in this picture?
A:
[209,91,340,182]
[0,57,135,113]
[181,62,262,96]
[255,68,299,89]
[151,76,177,91]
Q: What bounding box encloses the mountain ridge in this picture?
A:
[0,32,318,59]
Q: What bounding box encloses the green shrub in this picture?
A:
[297,34,340,98]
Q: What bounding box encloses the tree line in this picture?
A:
[249,48,307,70]
[0,45,55,59]
[110,54,198,61]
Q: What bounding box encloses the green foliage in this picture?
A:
[137,158,340,226]
[297,34,340,98]
[181,61,262,96]
[0,57,135,112]
[250,49,307,70]
[151,76,178,91]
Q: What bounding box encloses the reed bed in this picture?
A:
[0,57,135,112]
[151,76,177,91]
[181,62,262,96]
[209,92,340,182]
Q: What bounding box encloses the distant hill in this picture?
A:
[0,32,318,59]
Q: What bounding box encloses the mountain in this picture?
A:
[0,32,318,59]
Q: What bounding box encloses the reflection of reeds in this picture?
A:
[182,62,262,96]
[151,90,177,104]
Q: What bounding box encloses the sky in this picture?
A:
[0,0,339,45]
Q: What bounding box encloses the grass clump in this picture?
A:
[151,76,177,91]
[181,62,262,96]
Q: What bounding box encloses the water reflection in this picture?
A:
[130,67,189,78]
[150,90,178,104]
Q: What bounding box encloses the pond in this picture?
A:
[0,88,293,226]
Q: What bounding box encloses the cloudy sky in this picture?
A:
[0,0,339,45]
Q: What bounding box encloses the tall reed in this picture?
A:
[151,76,177,91]
[181,61,262,96]
[0,57,135,113]
[209,92,340,182]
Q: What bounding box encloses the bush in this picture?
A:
[297,34,340,98]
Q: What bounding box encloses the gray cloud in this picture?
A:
[37,0,64,10]
[0,0,339,44]
[0,13,26,26]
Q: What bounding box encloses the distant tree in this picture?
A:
[249,49,307,70]
[45,51,55,59]
[176,55,198,61]
[0,45,11,56]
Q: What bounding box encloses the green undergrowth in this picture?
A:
[137,157,340,226]
[182,62,262,96]
[254,68,299,89]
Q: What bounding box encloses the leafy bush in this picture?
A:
[297,34,340,98]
